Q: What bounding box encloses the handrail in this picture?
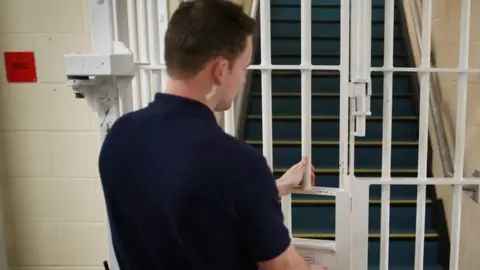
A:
[401,0,454,178]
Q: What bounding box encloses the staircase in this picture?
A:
[242,0,446,269]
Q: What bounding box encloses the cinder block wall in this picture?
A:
[0,0,108,269]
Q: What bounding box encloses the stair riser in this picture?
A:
[251,145,419,169]
[250,75,412,94]
[255,55,407,66]
[271,6,400,22]
[270,39,406,55]
[291,204,434,234]
[270,22,402,39]
[245,120,418,141]
[248,96,416,116]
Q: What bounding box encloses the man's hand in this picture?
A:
[276,156,315,197]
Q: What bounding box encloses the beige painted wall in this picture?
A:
[0,1,105,269]
[402,0,480,268]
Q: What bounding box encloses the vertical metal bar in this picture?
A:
[301,0,312,191]
[380,0,394,269]
[127,0,142,110]
[351,180,370,270]
[157,0,169,92]
[112,0,119,41]
[335,190,352,270]
[137,0,152,107]
[90,0,115,53]
[259,0,282,233]
[224,0,235,137]
[147,0,161,98]
[450,0,471,269]
[415,1,433,269]
[90,1,120,269]
[339,0,350,191]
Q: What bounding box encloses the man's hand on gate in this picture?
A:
[276,156,315,197]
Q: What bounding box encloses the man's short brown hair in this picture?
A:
[164,0,256,79]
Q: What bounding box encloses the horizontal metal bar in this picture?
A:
[371,67,480,73]
[292,238,336,251]
[292,199,433,204]
[291,186,339,196]
[354,177,480,185]
[137,63,480,73]
[295,233,439,238]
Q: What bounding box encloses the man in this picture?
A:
[99,0,325,269]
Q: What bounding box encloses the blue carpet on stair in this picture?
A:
[241,0,445,269]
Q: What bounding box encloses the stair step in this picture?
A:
[270,38,406,55]
[271,21,402,39]
[256,54,407,66]
[295,236,439,267]
[291,204,435,234]
[250,72,413,94]
[244,116,418,141]
[248,94,416,116]
[249,142,419,169]
[270,4,399,22]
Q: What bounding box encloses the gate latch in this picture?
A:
[350,80,372,137]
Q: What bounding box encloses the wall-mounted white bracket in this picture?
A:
[464,170,480,204]
[64,41,135,136]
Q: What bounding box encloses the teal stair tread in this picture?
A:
[245,118,419,141]
[248,95,416,116]
[250,72,414,94]
[292,204,435,233]
[264,148,418,169]
[270,39,407,55]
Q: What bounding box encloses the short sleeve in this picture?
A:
[234,151,291,262]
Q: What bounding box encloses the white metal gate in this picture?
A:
[63,0,480,270]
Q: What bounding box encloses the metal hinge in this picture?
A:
[349,80,372,137]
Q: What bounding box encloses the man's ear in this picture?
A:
[212,58,229,86]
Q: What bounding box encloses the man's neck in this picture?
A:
[165,78,216,111]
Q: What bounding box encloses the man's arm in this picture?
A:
[234,152,321,270]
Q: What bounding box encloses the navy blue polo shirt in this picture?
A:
[98,92,291,270]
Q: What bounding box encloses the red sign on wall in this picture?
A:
[4,52,37,83]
